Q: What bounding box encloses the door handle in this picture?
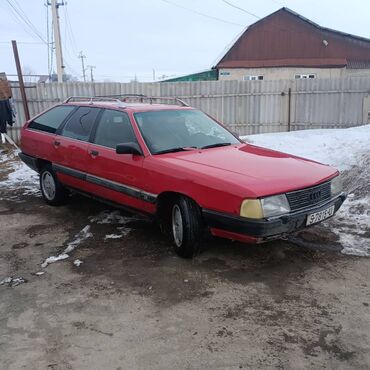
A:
[89,150,99,156]
[54,140,60,147]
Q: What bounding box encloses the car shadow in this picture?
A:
[59,194,349,307]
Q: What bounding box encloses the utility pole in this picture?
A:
[50,0,65,82]
[78,51,87,82]
[12,40,30,121]
[87,65,96,82]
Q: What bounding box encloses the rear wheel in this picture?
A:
[40,165,68,206]
[171,196,203,258]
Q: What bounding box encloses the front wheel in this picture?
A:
[40,165,68,206]
[171,196,203,258]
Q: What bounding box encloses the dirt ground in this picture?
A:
[1,155,370,370]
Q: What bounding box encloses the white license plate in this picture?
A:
[306,205,335,226]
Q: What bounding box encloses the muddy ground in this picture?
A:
[1,155,370,369]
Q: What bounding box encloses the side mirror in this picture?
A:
[116,142,143,156]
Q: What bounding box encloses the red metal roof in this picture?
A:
[218,58,348,68]
[216,8,370,69]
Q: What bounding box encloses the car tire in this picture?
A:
[40,165,68,206]
[171,196,203,258]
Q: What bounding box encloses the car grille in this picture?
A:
[286,181,331,211]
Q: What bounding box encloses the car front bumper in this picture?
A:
[203,192,346,242]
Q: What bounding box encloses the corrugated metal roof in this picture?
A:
[347,60,370,69]
[216,8,370,69]
[218,58,347,68]
[162,70,218,82]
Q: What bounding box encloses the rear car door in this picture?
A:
[53,106,101,191]
[85,108,152,213]
[21,105,76,163]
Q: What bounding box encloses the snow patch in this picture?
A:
[104,227,132,241]
[243,124,370,257]
[41,254,69,268]
[104,234,123,240]
[243,124,370,172]
[328,195,370,257]
[0,149,40,197]
[116,226,132,236]
[90,210,135,241]
[0,276,27,287]
[89,210,137,225]
[41,225,92,268]
[73,259,83,267]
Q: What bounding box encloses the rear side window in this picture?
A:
[61,107,100,141]
[94,109,137,149]
[28,105,75,134]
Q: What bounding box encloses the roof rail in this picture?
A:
[63,96,127,107]
[97,94,189,107]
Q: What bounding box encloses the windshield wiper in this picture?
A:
[154,147,195,155]
[201,142,232,149]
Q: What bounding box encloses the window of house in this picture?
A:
[28,105,76,134]
[244,75,264,81]
[94,109,137,149]
[295,74,316,79]
[61,107,100,141]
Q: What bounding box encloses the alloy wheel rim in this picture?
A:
[172,204,183,247]
[41,171,56,200]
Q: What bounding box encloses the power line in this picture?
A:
[58,2,80,77]
[4,2,43,44]
[161,0,243,27]
[60,10,79,75]
[0,41,45,44]
[221,0,260,19]
[45,1,52,76]
[12,0,48,42]
[5,0,48,44]
[64,3,79,54]
[50,24,54,76]
[220,3,313,36]
[64,59,79,76]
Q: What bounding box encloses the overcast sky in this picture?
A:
[1,0,370,82]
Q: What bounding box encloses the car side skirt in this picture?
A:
[52,163,157,204]
[65,185,155,219]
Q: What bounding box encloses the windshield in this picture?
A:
[134,109,240,154]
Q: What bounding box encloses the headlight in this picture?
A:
[240,194,290,219]
[331,174,343,196]
[261,194,290,218]
[240,199,264,219]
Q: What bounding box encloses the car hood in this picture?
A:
[159,144,338,197]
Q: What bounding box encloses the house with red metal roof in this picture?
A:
[215,8,370,81]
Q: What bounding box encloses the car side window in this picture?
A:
[28,105,75,134]
[94,109,137,149]
[61,107,100,141]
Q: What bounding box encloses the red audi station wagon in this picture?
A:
[20,95,346,257]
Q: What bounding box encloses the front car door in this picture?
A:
[85,108,152,213]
